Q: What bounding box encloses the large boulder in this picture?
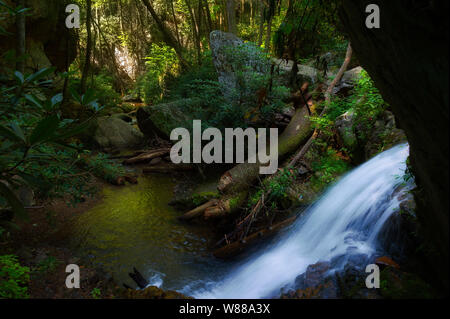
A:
[210,30,244,97]
[273,58,327,85]
[90,116,144,152]
[333,66,364,96]
[335,109,407,163]
[210,30,270,99]
[0,0,77,74]
[341,66,363,84]
[136,98,199,139]
[363,111,407,160]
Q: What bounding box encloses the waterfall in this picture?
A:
[191,143,410,299]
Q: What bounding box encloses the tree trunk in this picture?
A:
[265,14,273,52]
[81,0,93,93]
[141,0,188,68]
[226,0,237,34]
[170,0,181,47]
[15,0,26,74]
[217,104,313,195]
[257,3,265,47]
[203,0,213,33]
[288,43,353,167]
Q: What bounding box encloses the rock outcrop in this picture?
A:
[82,116,144,152]
[339,1,449,293]
[210,30,270,99]
[273,58,329,85]
[138,31,273,139]
[137,98,199,139]
[335,109,407,163]
[0,0,77,74]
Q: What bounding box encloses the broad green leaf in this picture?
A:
[0,181,28,221]
[70,87,82,104]
[0,124,23,143]
[29,114,60,145]
[81,88,97,106]
[0,0,16,14]
[14,71,24,84]
[16,7,31,14]
[51,93,63,107]
[25,67,56,83]
[0,123,26,144]
[24,94,43,109]
[10,122,26,143]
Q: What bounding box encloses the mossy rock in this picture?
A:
[191,182,220,206]
[171,180,220,209]
[136,98,200,139]
[78,116,143,152]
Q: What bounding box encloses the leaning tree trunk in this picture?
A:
[182,43,353,221]
[257,3,265,47]
[265,14,273,52]
[180,102,314,221]
[141,0,189,69]
[226,0,237,34]
[81,0,93,94]
[15,0,26,74]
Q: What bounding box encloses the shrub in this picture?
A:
[0,67,103,221]
[0,254,30,299]
[69,71,121,110]
[138,44,179,104]
[166,44,289,131]
[310,146,350,188]
[248,168,295,209]
[352,70,387,140]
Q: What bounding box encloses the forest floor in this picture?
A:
[1,178,123,299]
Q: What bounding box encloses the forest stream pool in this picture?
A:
[68,175,229,291]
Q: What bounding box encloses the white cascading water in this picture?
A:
[192,143,410,299]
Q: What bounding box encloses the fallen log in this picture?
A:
[178,199,218,221]
[142,163,194,173]
[185,85,316,220]
[217,104,313,195]
[123,148,171,165]
[230,43,354,233]
[213,216,297,259]
[203,191,248,220]
[288,43,353,168]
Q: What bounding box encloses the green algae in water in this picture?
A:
[69,175,223,290]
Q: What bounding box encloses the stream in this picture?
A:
[69,175,230,290]
[69,143,410,298]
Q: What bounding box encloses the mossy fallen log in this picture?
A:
[179,199,219,221]
[203,191,248,219]
[123,148,171,165]
[142,163,195,173]
[217,104,313,194]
